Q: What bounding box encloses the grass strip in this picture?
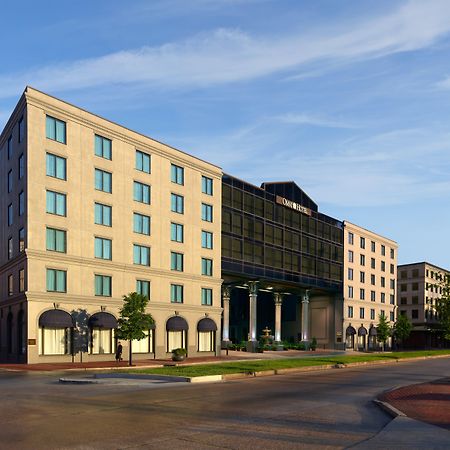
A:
[126,349,450,378]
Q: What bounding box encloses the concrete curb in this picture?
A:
[373,399,407,418]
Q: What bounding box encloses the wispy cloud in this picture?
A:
[1,0,450,99]
[276,113,357,129]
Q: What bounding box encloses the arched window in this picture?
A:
[39,309,74,355]
[88,312,117,354]
[17,310,26,355]
[197,318,217,352]
[132,323,156,354]
[166,316,188,352]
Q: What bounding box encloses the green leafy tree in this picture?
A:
[376,314,392,351]
[116,292,154,366]
[394,314,413,349]
[435,274,450,341]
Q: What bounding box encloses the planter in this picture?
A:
[172,354,186,362]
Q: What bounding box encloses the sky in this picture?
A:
[1,0,450,267]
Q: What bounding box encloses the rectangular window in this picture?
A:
[46,190,66,216]
[170,222,183,242]
[95,237,112,260]
[133,213,151,235]
[381,261,386,272]
[201,258,213,276]
[381,277,386,288]
[381,293,386,303]
[360,254,365,266]
[19,228,25,252]
[360,288,365,300]
[46,269,66,292]
[390,248,395,259]
[46,228,66,253]
[133,181,151,204]
[136,280,150,298]
[135,150,151,173]
[360,307,365,319]
[94,135,112,159]
[381,245,386,256]
[8,204,13,226]
[171,193,184,214]
[95,169,112,193]
[390,264,395,274]
[201,203,213,222]
[390,311,395,322]
[19,269,25,292]
[8,238,13,260]
[8,274,13,296]
[19,191,24,215]
[171,164,184,185]
[170,252,184,271]
[18,116,24,143]
[7,170,12,193]
[133,244,150,266]
[19,153,24,179]
[370,309,375,320]
[348,286,353,298]
[371,290,376,302]
[371,241,375,252]
[202,176,213,195]
[348,250,353,263]
[94,203,112,226]
[412,309,418,319]
[201,288,213,305]
[46,116,66,144]
[380,310,385,318]
[360,271,365,283]
[94,274,111,296]
[348,268,353,280]
[371,258,375,269]
[201,231,213,249]
[348,306,353,318]
[360,237,365,249]
[171,284,183,303]
[46,153,66,180]
[390,279,395,289]
[7,135,12,159]
[390,294,395,305]
[348,232,354,245]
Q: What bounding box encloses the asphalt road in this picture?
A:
[1,358,449,449]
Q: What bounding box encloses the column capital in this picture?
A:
[274,292,284,305]
[302,289,311,303]
[247,281,258,296]
[222,286,231,301]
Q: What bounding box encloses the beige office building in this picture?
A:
[398,262,449,347]
[343,221,398,350]
[0,87,223,363]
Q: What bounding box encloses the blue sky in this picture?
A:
[1,0,450,267]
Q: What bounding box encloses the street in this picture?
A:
[1,358,449,449]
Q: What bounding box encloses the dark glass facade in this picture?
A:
[222,175,343,291]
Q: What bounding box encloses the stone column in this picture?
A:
[274,293,284,350]
[247,281,258,352]
[221,287,231,348]
[301,290,310,344]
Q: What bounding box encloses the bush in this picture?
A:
[172,348,187,357]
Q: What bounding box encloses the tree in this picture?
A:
[435,274,450,341]
[376,314,392,351]
[393,314,413,350]
[116,292,154,366]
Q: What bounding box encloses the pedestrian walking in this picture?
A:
[115,342,123,362]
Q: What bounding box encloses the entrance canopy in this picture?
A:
[346,326,356,336]
[88,312,117,328]
[166,316,188,331]
[197,318,217,332]
[369,326,377,336]
[358,326,368,336]
[39,309,74,328]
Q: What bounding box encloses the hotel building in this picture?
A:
[397,262,450,347]
[0,87,222,363]
[343,221,398,350]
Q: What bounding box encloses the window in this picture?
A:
[371,258,375,269]
[348,232,354,245]
[381,244,386,256]
[95,237,112,260]
[19,191,24,215]
[8,274,13,296]
[133,330,153,353]
[412,282,418,290]
[360,271,365,283]
[134,213,151,235]
[19,269,25,292]
[95,169,112,193]
[201,203,213,222]
[390,311,395,322]
[133,181,151,204]
[201,288,212,306]
[18,116,24,142]
[371,290,376,302]
[360,288,365,300]
[401,297,407,305]
[8,238,13,260]
[201,231,213,249]
[46,153,66,180]
[360,237,365,249]
[390,279,395,289]
[19,228,25,252]
[7,135,12,159]
[7,170,12,193]
[371,241,375,252]
[381,293,386,303]
[171,284,183,303]
[135,150,151,173]
[348,286,353,298]
[390,294,395,305]
[390,248,395,259]
[133,244,150,266]
[360,254,365,266]
[401,270,407,279]
[348,250,354,263]
[46,269,66,292]
[381,277,385,288]
[370,309,375,320]
[360,307,365,319]
[8,204,13,226]
[390,264,394,275]
[412,309,419,320]
[46,190,66,216]
[348,268,353,280]
[198,329,215,352]
[201,258,213,276]
[381,261,386,272]
[171,164,184,185]
[46,116,66,144]
[91,328,114,354]
[19,153,24,179]
[40,327,71,355]
[46,228,66,253]
[202,176,213,195]
[171,193,184,214]
[94,275,111,296]
[94,203,112,226]
[136,280,150,298]
[348,306,353,318]
[170,252,184,271]
[401,283,408,292]
[94,134,111,159]
[171,223,184,242]
[412,296,419,305]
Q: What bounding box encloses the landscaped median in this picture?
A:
[124,350,450,382]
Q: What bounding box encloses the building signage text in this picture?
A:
[276,196,312,216]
